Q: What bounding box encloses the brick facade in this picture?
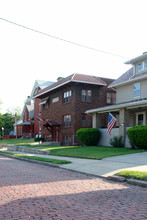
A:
[36,77,115,145]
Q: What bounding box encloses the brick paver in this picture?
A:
[0,155,147,220]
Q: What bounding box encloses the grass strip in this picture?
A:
[0,151,71,164]
[116,170,147,181]
[48,146,145,160]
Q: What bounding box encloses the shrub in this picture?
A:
[109,136,124,148]
[127,125,147,150]
[34,135,44,142]
[76,128,100,146]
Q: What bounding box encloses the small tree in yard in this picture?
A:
[76,128,100,146]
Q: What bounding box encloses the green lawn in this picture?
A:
[0,138,35,145]
[0,151,71,164]
[116,170,147,181]
[0,138,146,160]
[48,146,145,159]
[28,145,145,160]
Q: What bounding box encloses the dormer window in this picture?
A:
[137,62,143,72]
[137,60,147,73]
[144,61,147,69]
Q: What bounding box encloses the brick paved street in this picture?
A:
[0,155,147,220]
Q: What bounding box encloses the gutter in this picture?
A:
[86,99,147,114]
[108,74,147,88]
[34,80,106,98]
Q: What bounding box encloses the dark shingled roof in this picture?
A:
[108,68,147,88]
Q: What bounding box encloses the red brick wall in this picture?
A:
[34,98,41,135]
[39,81,114,145]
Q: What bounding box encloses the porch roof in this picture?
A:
[86,98,147,114]
[44,121,60,127]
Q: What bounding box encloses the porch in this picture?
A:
[86,99,147,147]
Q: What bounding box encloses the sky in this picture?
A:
[0,0,147,114]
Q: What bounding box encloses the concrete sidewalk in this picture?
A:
[1,148,147,178]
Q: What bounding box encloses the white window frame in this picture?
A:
[133,82,140,98]
[136,112,146,125]
[137,60,147,73]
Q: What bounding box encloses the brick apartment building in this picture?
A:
[34,73,115,145]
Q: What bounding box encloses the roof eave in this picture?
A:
[86,100,147,114]
[34,79,106,98]
[108,74,147,88]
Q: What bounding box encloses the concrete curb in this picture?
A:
[0,152,147,188]
[108,175,147,188]
[0,153,60,168]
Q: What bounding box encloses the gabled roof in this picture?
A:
[34,73,107,98]
[26,103,34,119]
[108,68,147,88]
[30,80,54,98]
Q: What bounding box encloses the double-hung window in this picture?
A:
[63,115,71,127]
[107,92,116,104]
[82,90,92,102]
[133,83,140,98]
[63,90,72,103]
[137,60,147,73]
[136,112,146,125]
[82,114,92,128]
[63,136,71,145]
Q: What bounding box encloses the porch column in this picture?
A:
[119,108,126,145]
[92,113,101,128]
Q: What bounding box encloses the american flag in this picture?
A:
[36,117,45,125]
[15,112,17,125]
[107,113,116,135]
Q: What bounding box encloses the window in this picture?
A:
[63,136,72,145]
[43,99,49,109]
[144,61,147,69]
[136,112,146,125]
[63,115,71,127]
[63,90,72,103]
[39,105,41,114]
[39,124,41,133]
[82,90,92,102]
[133,83,140,98]
[82,114,92,128]
[107,92,116,104]
[137,60,147,72]
[138,62,143,72]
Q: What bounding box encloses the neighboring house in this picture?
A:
[34,73,115,145]
[86,52,147,147]
[15,80,54,137]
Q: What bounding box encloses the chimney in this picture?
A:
[57,77,64,81]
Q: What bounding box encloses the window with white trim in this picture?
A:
[133,83,140,98]
[137,60,147,73]
[136,112,146,125]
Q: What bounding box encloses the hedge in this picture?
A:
[76,128,100,146]
[127,125,147,149]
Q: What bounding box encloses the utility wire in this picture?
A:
[0,17,129,59]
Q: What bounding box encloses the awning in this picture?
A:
[39,99,48,105]
[44,121,60,127]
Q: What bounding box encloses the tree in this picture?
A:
[0,113,5,138]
